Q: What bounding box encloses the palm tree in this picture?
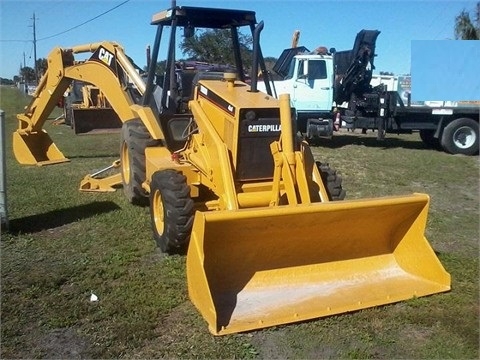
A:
[454,2,479,39]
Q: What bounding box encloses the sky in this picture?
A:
[0,0,477,81]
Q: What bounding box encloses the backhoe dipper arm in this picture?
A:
[14,41,164,165]
[17,42,144,134]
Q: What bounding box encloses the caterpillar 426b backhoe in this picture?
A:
[13,5,450,335]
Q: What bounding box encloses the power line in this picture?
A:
[0,0,131,44]
[37,0,131,41]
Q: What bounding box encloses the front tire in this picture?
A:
[149,170,194,254]
[441,118,479,155]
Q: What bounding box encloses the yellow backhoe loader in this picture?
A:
[13,5,450,335]
[62,80,122,134]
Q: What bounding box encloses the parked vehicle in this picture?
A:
[63,80,122,134]
[261,30,479,155]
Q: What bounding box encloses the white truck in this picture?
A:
[258,45,337,137]
[260,30,479,155]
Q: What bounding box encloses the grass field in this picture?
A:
[1,86,478,359]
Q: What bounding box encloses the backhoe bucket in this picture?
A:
[187,193,450,335]
[13,130,69,165]
[71,108,122,134]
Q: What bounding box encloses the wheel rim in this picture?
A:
[121,141,130,185]
[453,126,477,149]
[152,190,165,235]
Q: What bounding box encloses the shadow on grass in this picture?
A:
[7,201,121,235]
[309,133,439,152]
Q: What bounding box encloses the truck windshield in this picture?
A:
[286,59,328,80]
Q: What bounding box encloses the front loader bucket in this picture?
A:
[13,130,69,165]
[187,193,450,335]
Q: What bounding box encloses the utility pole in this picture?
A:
[23,52,27,94]
[31,12,38,84]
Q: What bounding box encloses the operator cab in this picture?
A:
[142,5,272,151]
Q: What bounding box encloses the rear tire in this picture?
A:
[149,170,194,254]
[316,162,346,201]
[120,119,160,205]
[441,118,479,155]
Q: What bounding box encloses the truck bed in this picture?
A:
[392,104,479,131]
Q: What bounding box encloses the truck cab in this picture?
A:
[258,48,335,134]
[282,54,334,115]
[259,30,380,138]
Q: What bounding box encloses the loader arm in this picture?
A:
[185,99,239,211]
[14,41,164,165]
[183,83,327,211]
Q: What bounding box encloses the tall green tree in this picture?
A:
[35,58,48,78]
[454,2,479,39]
[180,29,253,69]
[20,67,35,82]
[264,56,277,70]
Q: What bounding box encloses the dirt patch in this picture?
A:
[125,301,204,359]
[40,328,89,358]
[13,327,90,359]
[250,330,294,359]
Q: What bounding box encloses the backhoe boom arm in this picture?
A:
[14,41,163,165]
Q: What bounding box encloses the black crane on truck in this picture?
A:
[334,30,479,156]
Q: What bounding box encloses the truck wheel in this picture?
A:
[120,119,159,205]
[441,118,479,155]
[149,170,194,254]
[419,129,440,149]
[316,162,346,201]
